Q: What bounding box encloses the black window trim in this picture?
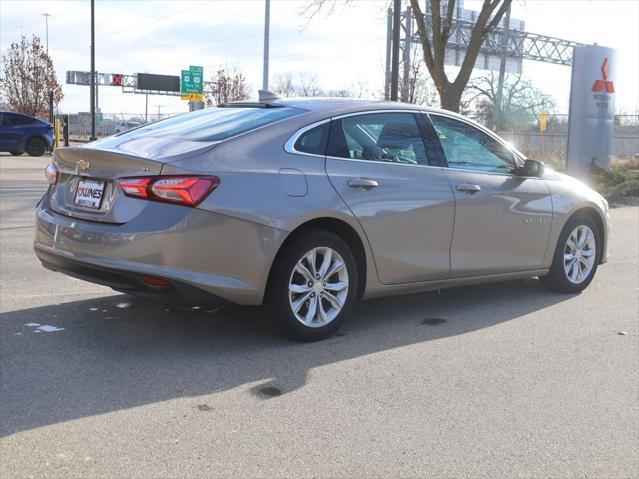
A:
[284,118,331,158]
[326,110,435,168]
[425,112,528,177]
[285,109,447,171]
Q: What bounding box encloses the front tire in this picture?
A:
[541,214,600,293]
[10,151,23,156]
[267,230,358,341]
[26,137,46,157]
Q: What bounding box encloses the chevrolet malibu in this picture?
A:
[35,97,610,341]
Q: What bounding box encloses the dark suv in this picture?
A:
[0,111,54,156]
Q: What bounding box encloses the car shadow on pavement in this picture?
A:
[0,278,573,437]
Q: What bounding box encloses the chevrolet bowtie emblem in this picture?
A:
[75,159,90,173]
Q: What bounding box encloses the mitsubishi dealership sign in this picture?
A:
[566,45,617,177]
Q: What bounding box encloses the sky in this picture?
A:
[1,0,638,117]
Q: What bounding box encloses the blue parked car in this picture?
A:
[0,111,54,156]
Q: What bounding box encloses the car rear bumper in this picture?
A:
[35,247,232,304]
[34,195,288,305]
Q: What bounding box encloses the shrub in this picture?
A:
[590,164,639,202]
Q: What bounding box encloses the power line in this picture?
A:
[48,1,210,52]
[1,4,89,33]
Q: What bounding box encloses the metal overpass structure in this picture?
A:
[386,1,585,101]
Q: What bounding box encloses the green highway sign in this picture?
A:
[181,65,203,95]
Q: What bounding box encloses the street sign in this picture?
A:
[181,93,204,101]
[181,66,203,98]
[138,73,180,92]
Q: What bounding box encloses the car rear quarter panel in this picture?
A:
[162,113,381,299]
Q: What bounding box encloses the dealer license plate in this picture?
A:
[74,179,106,209]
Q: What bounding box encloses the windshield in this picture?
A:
[120,106,304,142]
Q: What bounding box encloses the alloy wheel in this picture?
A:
[563,225,596,284]
[288,247,349,328]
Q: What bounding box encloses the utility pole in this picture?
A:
[390,0,401,101]
[145,94,148,123]
[95,71,99,136]
[401,6,412,102]
[48,91,54,124]
[42,13,51,54]
[89,0,96,141]
[384,8,392,100]
[494,1,512,132]
[262,0,270,91]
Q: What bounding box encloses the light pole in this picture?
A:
[89,0,96,140]
[42,13,51,54]
[262,0,270,91]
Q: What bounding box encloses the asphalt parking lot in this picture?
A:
[1,153,637,478]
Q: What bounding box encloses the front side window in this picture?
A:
[117,106,304,142]
[327,112,429,166]
[430,115,517,174]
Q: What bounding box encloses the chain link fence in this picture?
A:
[466,113,639,169]
[66,110,639,169]
[68,112,183,140]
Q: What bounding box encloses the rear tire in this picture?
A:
[267,229,358,341]
[541,214,600,293]
[26,137,46,157]
[10,151,23,156]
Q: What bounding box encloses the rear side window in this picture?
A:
[294,123,329,155]
[327,112,429,166]
[124,106,304,142]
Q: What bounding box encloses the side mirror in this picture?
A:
[520,159,545,177]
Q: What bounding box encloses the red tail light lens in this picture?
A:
[119,177,151,199]
[45,163,58,184]
[141,275,171,287]
[118,176,219,207]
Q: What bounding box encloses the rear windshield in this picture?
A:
[122,106,304,142]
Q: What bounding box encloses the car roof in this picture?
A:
[225,97,471,121]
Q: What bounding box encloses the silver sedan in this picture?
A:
[35,98,610,341]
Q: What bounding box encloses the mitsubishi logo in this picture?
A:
[592,57,615,93]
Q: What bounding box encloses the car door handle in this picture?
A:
[456,183,481,193]
[347,178,379,189]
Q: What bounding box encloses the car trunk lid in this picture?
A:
[49,137,216,224]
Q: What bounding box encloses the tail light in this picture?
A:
[118,176,219,207]
[45,163,58,184]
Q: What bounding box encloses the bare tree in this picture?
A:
[0,35,63,118]
[307,0,511,112]
[411,0,512,112]
[466,71,555,130]
[273,72,297,97]
[297,70,323,97]
[400,49,438,106]
[205,68,250,106]
[272,71,323,97]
